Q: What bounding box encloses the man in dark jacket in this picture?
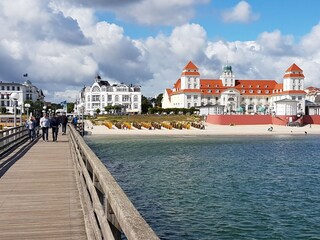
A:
[50,114,61,142]
[61,113,68,135]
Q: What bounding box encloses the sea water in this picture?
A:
[85,135,320,239]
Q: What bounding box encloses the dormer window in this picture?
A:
[216,89,219,93]
[215,84,219,87]
[257,85,260,88]
[265,90,269,94]
[242,90,246,93]
[257,90,261,94]
[242,85,244,88]
[207,84,210,87]
[265,85,268,88]
[249,90,253,93]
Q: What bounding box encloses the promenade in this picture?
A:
[0,133,87,239]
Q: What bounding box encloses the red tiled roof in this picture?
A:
[165,88,172,95]
[285,63,302,72]
[183,61,198,70]
[181,71,200,76]
[273,90,306,95]
[171,89,202,95]
[173,79,181,89]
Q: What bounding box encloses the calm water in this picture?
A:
[85,135,320,239]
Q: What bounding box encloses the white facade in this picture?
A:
[0,79,44,113]
[77,76,142,116]
[163,61,312,116]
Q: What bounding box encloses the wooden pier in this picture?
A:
[0,125,159,240]
[0,133,87,239]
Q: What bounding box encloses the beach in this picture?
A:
[85,121,320,136]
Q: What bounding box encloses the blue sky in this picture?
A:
[96,0,320,42]
[1,0,320,102]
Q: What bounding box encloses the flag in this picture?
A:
[23,73,28,77]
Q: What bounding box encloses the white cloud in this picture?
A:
[1,0,320,105]
[222,1,259,23]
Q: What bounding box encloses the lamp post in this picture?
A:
[18,101,23,126]
[25,103,31,120]
[10,93,19,127]
[79,103,85,136]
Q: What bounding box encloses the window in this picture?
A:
[188,84,191,88]
[122,95,130,101]
[107,95,112,101]
[92,95,100,101]
[194,95,198,100]
[249,90,253,93]
[208,90,212,93]
[134,95,138,102]
[194,84,197,88]
[292,96,296,100]
[17,86,20,91]
[7,86,10,90]
[134,103,138,109]
[265,90,269,94]
[249,85,252,88]
[298,96,302,100]
[242,90,245,93]
[92,86,100,92]
[241,85,244,88]
[257,85,260,88]
[102,95,105,102]
[265,85,268,88]
[1,86,4,90]
[115,95,119,102]
[257,90,261,94]
[187,95,191,99]
[216,89,219,93]
[12,86,15,90]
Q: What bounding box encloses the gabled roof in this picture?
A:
[286,63,302,72]
[284,63,304,78]
[173,79,181,89]
[183,61,198,70]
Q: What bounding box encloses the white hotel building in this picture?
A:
[77,76,142,116]
[0,79,44,113]
[162,61,318,116]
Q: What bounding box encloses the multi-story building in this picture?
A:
[77,76,142,116]
[162,61,314,116]
[0,79,45,113]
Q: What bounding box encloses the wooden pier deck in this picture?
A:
[0,133,87,239]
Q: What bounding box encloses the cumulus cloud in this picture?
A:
[1,0,320,104]
[222,1,259,23]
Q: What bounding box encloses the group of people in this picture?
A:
[26,112,68,142]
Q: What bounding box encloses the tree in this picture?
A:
[67,102,74,113]
[96,108,101,115]
[155,93,163,107]
[141,95,152,114]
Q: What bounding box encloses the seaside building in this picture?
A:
[76,75,142,116]
[0,79,45,114]
[162,61,317,117]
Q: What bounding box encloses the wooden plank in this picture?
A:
[0,132,87,239]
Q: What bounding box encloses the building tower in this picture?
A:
[220,65,235,87]
[283,63,304,91]
[180,61,200,90]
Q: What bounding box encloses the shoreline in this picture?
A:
[85,122,320,136]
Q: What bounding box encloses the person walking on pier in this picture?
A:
[26,116,36,141]
[61,112,68,135]
[40,113,50,142]
[50,114,61,142]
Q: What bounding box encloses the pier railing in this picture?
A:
[68,125,159,240]
[0,126,29,157]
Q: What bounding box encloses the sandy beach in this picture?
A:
[85,121,320,136]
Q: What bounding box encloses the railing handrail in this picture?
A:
[0,126,29,157]
[68,125,159,240]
